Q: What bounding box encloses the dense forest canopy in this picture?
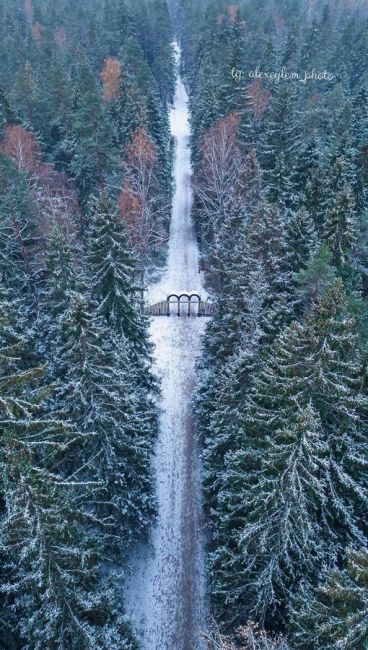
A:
[0,1,174,648]
[0,0,368,648]
[176,0,368,648]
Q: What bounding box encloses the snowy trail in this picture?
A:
[126,45,207,649]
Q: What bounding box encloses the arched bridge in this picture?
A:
[144,292,214,317]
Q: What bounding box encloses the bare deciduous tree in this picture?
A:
[194,113,241,242]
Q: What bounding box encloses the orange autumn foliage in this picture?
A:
[126,127,157,169]
[102,58,122,102]
[274,14,286,35]
[119,128,160,253]
[119,181,143,240]
[307,0,317,16]
[31,22,44,43]
[200,112,241,165]
[54,28,68,49]
[0,125,79,234]
[23,0,33,23]
[0,125,44,174]
[247,79,271,120]
[226,4,239,24]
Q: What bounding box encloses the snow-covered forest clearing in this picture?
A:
[0,0,368,649]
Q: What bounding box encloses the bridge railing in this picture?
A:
[144,300,214,317]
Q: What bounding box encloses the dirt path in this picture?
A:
[126,44,207,650]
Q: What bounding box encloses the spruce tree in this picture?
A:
[210,402,329,631]
[281,22,299,67]
[13,62,43,132]
[208,281,368,631]
[294,137,320,198]
[286,208,318,274]
[0,285,136,649]
[2,463,137,649]
[268,152,294,209]
[0,155,37,306]
[294,244,337,309]
[53,292,156,548]
[198,258,267,510]
[304,166,331,236]
[71,61,117,206]
[290,550,368,650]
[38,226,76,374]
[0,85,16,137]
[148,0,175,105]
[217,10,252,150]
[323,182,356,272]
[350,85,368,213]
[250,202,294,343]
[45,58,73,170]
[86,191,147,350]
[101,0,131,57]
[259,84,301,204]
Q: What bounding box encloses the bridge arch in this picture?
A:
[166,292,202,316]
[188,292,200,316]
[144,293,214,317]
[167,292,179,302]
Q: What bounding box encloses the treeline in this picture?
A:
[178,1,368,648]
[0,1,174,648]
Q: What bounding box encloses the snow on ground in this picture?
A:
[126,45,208,650]
[148,44,206,306]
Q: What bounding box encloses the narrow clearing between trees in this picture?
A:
[126,44,207,650]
